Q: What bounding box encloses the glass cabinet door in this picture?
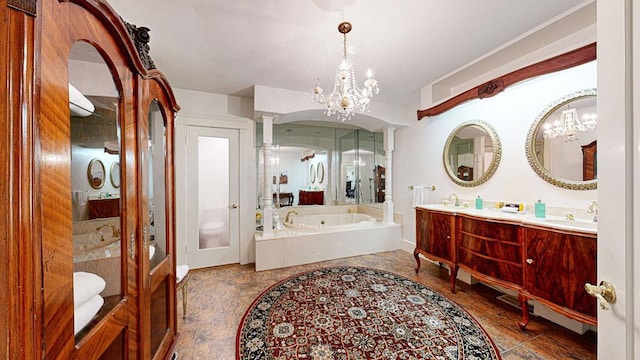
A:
[144,99,173,357]
[68,41,124,343]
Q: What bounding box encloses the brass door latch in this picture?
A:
[585,281,616,310]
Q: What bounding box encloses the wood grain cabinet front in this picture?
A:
[457,216,522,288]
[520,226,597,328]
[414,208,458,292]
[414,208,597,331]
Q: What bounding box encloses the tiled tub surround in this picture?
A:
[255,205,401,271]
[415,203,597,333]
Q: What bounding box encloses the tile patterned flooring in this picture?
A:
[174,250,596,359]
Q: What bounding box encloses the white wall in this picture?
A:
[173,88,256,266]
[395,61,597,246]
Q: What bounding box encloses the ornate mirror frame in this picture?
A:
[87,158,105,189]
[525,88,597,190]
[309,163,316,183]
[443,120,502,187]
[110,161,120,188]
[317,162,325,184]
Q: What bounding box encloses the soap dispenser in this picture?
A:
[535,198,546,218]
[475,195,483,209]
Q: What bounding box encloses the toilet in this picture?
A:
[199,220,226,248]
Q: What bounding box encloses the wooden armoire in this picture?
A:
[1,0,180,358]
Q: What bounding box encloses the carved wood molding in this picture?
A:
[417,42,596,120]
[8,0,36,16]
[122,20,156,71]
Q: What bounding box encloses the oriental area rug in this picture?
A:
[237,267,501,359]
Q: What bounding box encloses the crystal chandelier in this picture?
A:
[543,108,597,143]
[311,22,379,122]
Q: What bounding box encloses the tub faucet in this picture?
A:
[97,223,120,240]
[285,210,298,224]
[449,193,460,206]
[587,201,598,223]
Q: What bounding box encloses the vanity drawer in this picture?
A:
[458,216,520,244]
[458,233,521,263]
[458,248,523,286]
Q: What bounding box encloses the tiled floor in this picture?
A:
[174,250,596,359]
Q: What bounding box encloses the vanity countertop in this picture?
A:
[417,204,597,234]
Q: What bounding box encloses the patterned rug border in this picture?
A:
[236,266,502,360]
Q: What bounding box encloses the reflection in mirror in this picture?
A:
[309,163,316,183]
[317,162,325,184]
[443,120,502,187]
[525,88,597,190]
[110,162,120,188]
[147,99,169,355]
[69,41,121,340]
[148,100,167,271]
[258,123,385,207]
[87,158,105,189]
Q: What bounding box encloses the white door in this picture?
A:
[185,126,240,269]
[596,2,638,358]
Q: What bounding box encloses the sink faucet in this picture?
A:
[285,210,298,224]
[97,223,120,240]
[449,193,460,206]
[587,201,598,223]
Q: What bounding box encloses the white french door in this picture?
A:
[185,126,239,269]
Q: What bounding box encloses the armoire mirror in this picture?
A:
[525,88,597,190]
[443,120,502,187]
[69,41,122,340]
[146,99,169,355]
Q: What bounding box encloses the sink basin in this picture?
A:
[541,218,598,231]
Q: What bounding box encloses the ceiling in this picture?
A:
[107,0,588,107]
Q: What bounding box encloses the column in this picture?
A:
[383,127,395,224]
[262,115,273,237]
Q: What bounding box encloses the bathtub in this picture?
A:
[255,207,402,271]
[285,213,376,230]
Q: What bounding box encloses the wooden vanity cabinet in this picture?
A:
[1,0,179,358]
[521,226,597,327]
[457,216,523,289]
[299,190,324,205]
[414,208,597,330]
[414,208,458,292]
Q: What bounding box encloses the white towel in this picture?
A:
[177,265,190,283]
[73,271,106,308]
[412,186,430,208]
[74,295,104,335]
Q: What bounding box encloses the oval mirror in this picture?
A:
[87,158,106,189]
[525,88,597,190]
[110,162,120,188]
[443,120,502,187]
[309,163,316,183]
[317,162,325,184]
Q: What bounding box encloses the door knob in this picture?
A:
[585,281,616,310]
[231,204,238,209]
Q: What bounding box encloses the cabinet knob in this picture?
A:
[526,258,534,264]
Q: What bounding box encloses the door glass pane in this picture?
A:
[147,100,170,357]
[69,41,122,340]
[198,136,230,249]
[148,100,167,270]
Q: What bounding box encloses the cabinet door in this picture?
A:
[524,227,597,317]
[416,209,454,262]
[141,98,177,359]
